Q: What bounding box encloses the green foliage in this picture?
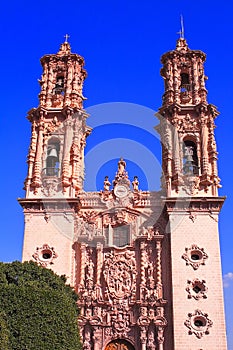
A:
[0,311,10,350]
[0,261,82,350]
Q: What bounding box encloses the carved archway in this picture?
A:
[105,339,135,350]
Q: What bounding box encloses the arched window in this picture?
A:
[45,140,60,176]
[183,140,199,175]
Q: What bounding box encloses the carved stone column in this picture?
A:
[157,325,165,350]
[155,239,163,299]
[200,115,209,175]
[25,121,38,195]
[80,243,86,286]
[163,120,172,195]
[70,118,81,194]
[62,114,73,190]
[172,61,180,104]
[192,58,199,104]
[96,242,103,285]
[64,61,72,105]
[46,65,53,107]
[140,242,147,298]
[32,120,44,191]
[140,327,147,350]
[172,121,181,176]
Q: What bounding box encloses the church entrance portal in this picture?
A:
[105,339,135,350]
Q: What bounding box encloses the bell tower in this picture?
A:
[157,37,227,349]
[19,40,91,281]
[25,39,91,199]
[158,37,220,197]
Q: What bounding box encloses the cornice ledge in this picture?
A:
[163,196,226,213]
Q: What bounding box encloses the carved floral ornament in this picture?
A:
[32,243,58,267]
[184,309,213,338]
[182,244,208,270]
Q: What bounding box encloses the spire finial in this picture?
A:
[64,34,70,43]
[177,15,185,39]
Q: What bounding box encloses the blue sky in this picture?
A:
[0,0,232,347]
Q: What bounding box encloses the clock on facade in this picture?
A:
[114,184,128,198]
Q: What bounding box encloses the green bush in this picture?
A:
[0,261,82,350]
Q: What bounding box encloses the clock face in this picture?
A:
[114,185,128,198]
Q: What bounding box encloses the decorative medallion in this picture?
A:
[186,279,208,300]
[32,243,58,267]
[182,244,208,270]
[184,309,213,338]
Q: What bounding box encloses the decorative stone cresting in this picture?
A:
[182,244,208,270]
[184,309,213,338]
[32,243,58,267]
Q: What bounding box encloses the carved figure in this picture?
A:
[132,176,139,191]
[104,176,111,191]
[118,158,126,174]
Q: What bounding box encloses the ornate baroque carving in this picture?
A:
[103,250,136,300]
[184,309,213,338]
[186,279,208,300]
[32,243,58,267]
[182,244,208,270]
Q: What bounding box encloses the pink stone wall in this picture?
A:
[22,213,75,285]
[169,212,227,349]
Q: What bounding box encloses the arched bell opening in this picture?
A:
[183,139,199,176]
[104,339,135,350]
[44,138,60,177]
[53,75,65,95]
[180,72,191,93]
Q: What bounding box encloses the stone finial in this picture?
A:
[176,37,189,52]
[57,41,71,55]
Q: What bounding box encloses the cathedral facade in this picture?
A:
[19,38,227,349]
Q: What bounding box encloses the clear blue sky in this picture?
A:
[0,0,232,348]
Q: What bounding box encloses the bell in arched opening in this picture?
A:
[46,142,60,176]
[183,140,199,176]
